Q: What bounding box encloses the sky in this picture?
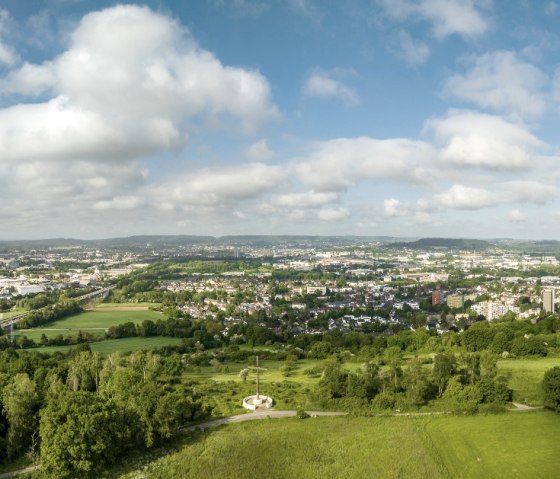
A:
[1,0,560,240]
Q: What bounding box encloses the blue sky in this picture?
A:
[1,0,560,239]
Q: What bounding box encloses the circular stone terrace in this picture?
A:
[242,394,274,411]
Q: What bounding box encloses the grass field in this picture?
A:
[0,308,27,319]
[498,357,560,405]
[116,411,560,479]
[38,336,184,354]
[425,411,560,478]
[16,309,165,341]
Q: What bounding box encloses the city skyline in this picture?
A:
[1,1,560,239]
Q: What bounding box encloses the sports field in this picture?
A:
[16,309,165,342]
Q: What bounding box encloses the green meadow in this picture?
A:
[498,357,560,405]
[425,411,560,478]
[38,336,184,354]
[116,411,560,479]
[15,309,165,341]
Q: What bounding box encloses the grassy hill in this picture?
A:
[116,411,560,479]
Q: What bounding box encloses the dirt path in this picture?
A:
[510,402,543,411]
[0,465,40,478]
[182,410,348,432]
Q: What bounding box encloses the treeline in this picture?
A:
[16,300,82,329]
[315,351,511,414]
[0,348,208,478]
[461,316,558,356]
[105,318,279,350]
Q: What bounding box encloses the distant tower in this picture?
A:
[543,290,555,313]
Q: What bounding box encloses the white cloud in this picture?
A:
[419,0,490,39]
[426,110,544,169]
[152,162,286,209]
[0,10,15,65]
[304,70,359,106]
[245,138,274,161]
[394,31,430,66]
[377,0,490,39]
[273,191,338,208]
[444,51,548,117]
[435,184,501,209]
[433,180,555,213]
[384,198,403,217]
[295,137,435,192]
[509,209,527,222]
[0,5,277,164]
[504,181,556,205]
[93,196,143,211]
[318,207,349,221]
[414,211,432,224]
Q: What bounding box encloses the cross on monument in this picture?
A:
[248,355,267,400]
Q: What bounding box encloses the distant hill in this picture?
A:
[388,237,491,250]
[0,235,398,251]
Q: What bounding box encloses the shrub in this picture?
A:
[542,366,560,412]
[371,391,397,410]
[296,409,310,419]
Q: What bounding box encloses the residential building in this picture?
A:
[447,294,464,309]
[543,289,555,313]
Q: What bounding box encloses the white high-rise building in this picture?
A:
[543,289,555,313]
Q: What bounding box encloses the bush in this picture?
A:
[296,409,310,419]
[478,402,507,415]
[542,366,560,412]
[371,391,397,410]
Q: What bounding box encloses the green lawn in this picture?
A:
[498,357,560,405]
[424,411,560,478]
[38,336,183,354]
[116,411,560,479]
[16,310,165,341]
[127,416,440,479]
[0,308,27,319]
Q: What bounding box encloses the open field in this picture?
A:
[38,336,184,354]
[498,357,560,405]
[116,411,560,479]
[425,411,560,478]
[0,308,27,319]
[16,309,165,341]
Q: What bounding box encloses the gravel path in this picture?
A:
[181,410,348,432]
[0,465,40,479]
[510,402,543,411]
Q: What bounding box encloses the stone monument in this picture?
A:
[242,356,274,410]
